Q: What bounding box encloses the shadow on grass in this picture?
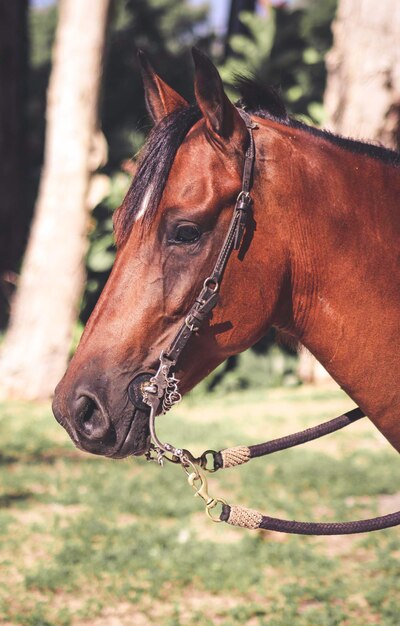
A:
[0,491,33,508]
[0,446,83,467]
[0,451,19,464]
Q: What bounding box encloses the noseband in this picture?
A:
[128,109,400,535]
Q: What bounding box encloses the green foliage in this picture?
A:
[189,343,299,398]
[102,0,210,168]
[219,1,337,124]
[27,4,58,216]
[219,10,277,92]
[86,178,126,273]
[0,388,399,624]
[28,3,57,69]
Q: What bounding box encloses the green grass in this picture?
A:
[0,386,399,625]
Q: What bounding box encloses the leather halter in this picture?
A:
[127,110,400,535]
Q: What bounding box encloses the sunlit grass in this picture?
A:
[0,386,399,625]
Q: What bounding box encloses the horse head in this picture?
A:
[52,50,289,458]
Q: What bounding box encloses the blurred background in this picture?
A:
[0,1,400,625]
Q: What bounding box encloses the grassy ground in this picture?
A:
[0,386,399,626]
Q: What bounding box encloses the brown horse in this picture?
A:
[53,49,400,460]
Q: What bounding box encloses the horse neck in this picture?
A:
[259,121,400,450]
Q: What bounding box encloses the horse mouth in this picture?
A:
[108,408,151,459]
[52,395,151,459]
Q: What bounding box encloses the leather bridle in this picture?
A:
[128,108,257,460]
[127,109,400,535]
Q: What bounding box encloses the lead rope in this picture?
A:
[213,407,400,534]
[137,109,400,535]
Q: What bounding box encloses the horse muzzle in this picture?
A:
[52,382,151,459]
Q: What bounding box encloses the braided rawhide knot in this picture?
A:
[220,445,251,468]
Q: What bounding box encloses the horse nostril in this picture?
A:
[76,396,96,431]
[74,395,111,441]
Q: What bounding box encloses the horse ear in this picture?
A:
[137,50,188,124]
[192,47,246,144]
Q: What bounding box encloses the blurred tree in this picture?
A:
[0,0,28,326]
[324,0,400,149]
[0,0,111,399]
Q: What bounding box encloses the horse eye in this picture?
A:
[174,224,201,244]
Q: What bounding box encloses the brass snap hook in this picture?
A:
[188,470,213,506]
[187,465,227,523]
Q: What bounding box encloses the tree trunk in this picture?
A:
[0,0,111,400]
[298,348,334,385]
[324,0,400,149]
[0,0,28,323]
[299,0,400,386]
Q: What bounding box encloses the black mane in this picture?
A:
[115,77,400,243]
[237,75,400,167]
[114,104,201,243]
